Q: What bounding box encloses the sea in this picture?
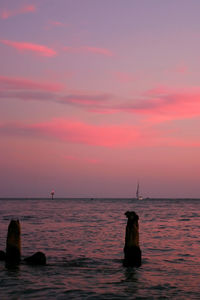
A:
[0,198,199,299]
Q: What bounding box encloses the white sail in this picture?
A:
[136,182,143,200]
[136,182,139,199]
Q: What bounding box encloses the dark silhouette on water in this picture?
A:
[0,250,6,260]
[6,219,21,267]
[1,213,141,269]
[123,211,142,267]
[24,251,46,265]
[0,220,46,267]
[51,190,55,200]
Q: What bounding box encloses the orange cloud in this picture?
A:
[63,46,113,57]
[0,40,56,57]
[0,4,36,19]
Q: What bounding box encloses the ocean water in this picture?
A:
[0,198,199,299]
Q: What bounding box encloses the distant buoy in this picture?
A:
[51,190,55,200]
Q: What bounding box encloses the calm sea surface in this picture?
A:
[0,198,199,299]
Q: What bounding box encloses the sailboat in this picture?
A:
[136,182,143,200]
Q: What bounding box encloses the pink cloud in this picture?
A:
[166,63,188,74]
[60,93,111,106]
[1,75,200,124]
[0,40,56,57]
[84,87,200,122]
[40,119,139,147]
[64,155,102,164]
[144,86,170,97]
[82,46,113,56]
[0,118,200,149]
[0,119,140,148]
[137,87,200,121]
[173,64,188,74]
[0,77,111,106]
[1,4,36,19]
[63,46,113,57]
[60,88,200,122]
[46,20,69,29]
[114,71,135,83]
[0,76,63,92]
[50,21,64,27]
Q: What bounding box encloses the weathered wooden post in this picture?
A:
[1,219,46,266]
[6,219,21,266]
[123,211,141,267]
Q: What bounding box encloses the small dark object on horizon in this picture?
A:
[24,251,46,265]
[51,190,55,200]
[123,211,142,267]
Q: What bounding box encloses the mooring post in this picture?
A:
[6,219,21,266]
[123,211,142,267]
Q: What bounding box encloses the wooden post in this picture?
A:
[123,211,141,267]
[6,220,21,266]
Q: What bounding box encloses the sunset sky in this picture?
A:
[1,0,200,198]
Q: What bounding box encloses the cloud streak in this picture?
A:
[0,119,140,148]
[0,40,56,57]
[59,87,200,122]
[0,76,63,92]
[166,63,188,75]
[0,118,199,149]
[59,93,112,107]
[1,75,200,123]
[0,75,111,106]
[114,71,136,83]
[64,155,102,164]
[0,4,36,19]
[63,46,113,57]
[130,87,200,121]
[45,20,69,30]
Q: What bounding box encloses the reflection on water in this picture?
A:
[0,198,199,299]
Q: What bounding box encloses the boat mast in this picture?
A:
[136,182,139,199]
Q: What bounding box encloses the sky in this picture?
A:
[1,0,200,198]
